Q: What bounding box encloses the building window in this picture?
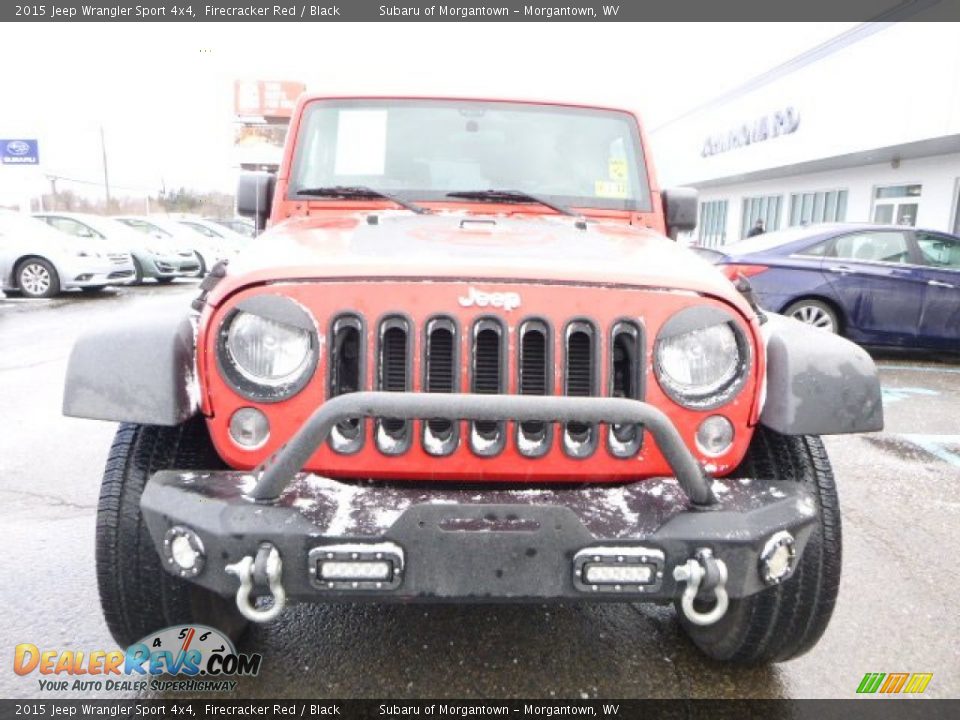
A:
[872,184,921,226]
[788,189,848,226]
[741,195,782,238]
[697,200,728,247]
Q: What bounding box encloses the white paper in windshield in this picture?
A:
[334,110,387,176]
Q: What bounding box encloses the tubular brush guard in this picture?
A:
[251,392,716,505]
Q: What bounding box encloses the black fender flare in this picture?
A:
[759,313,883,435]
[62,310,199,426]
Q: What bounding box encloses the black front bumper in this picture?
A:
[141,471,818,603]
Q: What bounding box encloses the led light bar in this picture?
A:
[583,563,653,585]
[308,542,404,591]
[320,560,392,581]
[573,545,665,594]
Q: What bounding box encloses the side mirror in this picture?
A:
[662,187,698,240]
[237,172,276,232]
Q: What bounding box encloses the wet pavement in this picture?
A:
[1,283,958,699]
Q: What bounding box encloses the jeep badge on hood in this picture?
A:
[457,286,521,311]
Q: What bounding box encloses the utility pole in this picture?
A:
[46,174,58,210]
[100,125,111,211]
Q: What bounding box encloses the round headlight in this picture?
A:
[655,307,749,409]
[217,295,318,402]
[227,312,311,384]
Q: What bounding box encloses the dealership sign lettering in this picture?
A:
[1,139,39,165]
[701,108,800,158]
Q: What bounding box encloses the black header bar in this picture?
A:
[4,0,959,22]
[1,699,959,720]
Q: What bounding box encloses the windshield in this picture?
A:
[289,99,651,212]
[0,212,71,243]
[118,218,172,237]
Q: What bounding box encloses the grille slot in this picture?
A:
[423,318,458,455]
[609,321,643,457]
[517,320,551,455]
[377,317,411,453]
[470,319,505,455]
[328,315,364,453]
[564,322,597,457]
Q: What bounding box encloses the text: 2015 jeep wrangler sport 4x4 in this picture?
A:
[65,98,882,665]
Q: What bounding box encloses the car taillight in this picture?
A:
[721,264,768,281]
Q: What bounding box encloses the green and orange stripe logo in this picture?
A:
[857,672,933,694]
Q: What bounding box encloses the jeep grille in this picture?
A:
[327,312,644,459]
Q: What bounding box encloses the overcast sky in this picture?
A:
[0,22,860,203]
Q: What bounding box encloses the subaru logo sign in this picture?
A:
[1,139,39,165]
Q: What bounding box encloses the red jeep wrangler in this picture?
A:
[65,97,883,664]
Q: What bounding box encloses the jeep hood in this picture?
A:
[215,212,746,310]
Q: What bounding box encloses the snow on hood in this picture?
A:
[225,211,737,301]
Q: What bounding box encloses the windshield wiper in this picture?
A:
[446,189,576,217]
[296,185,430,214]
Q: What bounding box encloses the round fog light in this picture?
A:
[696,415,734,456]
[759,531,797,585]
[163,526,206,578]
[229,407,270,449]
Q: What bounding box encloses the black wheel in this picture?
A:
[96,417,247,647]
[132,257,144,285]
[676,427,841,664]
[156,277,176,285]
[783,299,839,334]
[80,285,107,294]
[16,258,60,298]
[194,252,207,277]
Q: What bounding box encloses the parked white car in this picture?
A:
[204,216,257,238]
[114,215,236,275]
[0,211,135,298]
[173,217,251,252]
[34,212,199,284]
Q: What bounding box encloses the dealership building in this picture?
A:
[651,21,960,247]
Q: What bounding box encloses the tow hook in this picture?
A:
[672,548,729,626]
[225,543,287,623]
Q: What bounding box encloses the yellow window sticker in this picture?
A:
[608,158,628,181]
[595,180,628,198]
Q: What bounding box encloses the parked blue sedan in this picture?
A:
[697,223,960,350]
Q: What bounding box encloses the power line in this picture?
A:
[42,172,158,194]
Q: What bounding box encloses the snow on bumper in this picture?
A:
[140,470,819,604]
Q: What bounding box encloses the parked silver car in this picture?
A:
[34,212,199,284]
[174,217,251,251]
[0,211,135,298]
[204,216,256,238]
[114,215,237,276]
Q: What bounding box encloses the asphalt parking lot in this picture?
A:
[1,282,958,700]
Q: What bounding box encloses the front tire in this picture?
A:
[783,299,839,334]
[17,258,60,298]
[96,417,247,647]
[132,257,144,285]
[676,427,841,664]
